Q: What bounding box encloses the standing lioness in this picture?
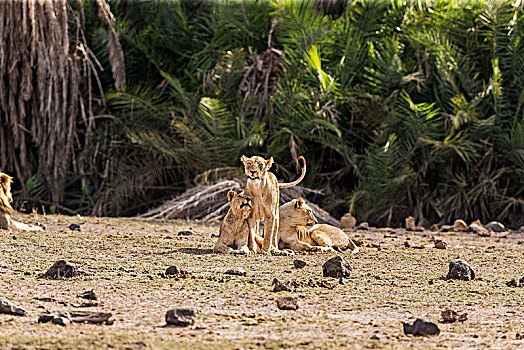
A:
[241,155,306,254]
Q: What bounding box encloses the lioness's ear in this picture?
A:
[265,157,274,169]
[240,155,248,164]
[227,191,237,203]
[0,173,12,185]
[294,198,305,209]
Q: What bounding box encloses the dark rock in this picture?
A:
[403,318,440,336]
[446,259,475,281]
[272,278,294,292]
[339,277,345,285]
[441,308,468,323]
[355,222,369,230]
[484,221,505,232]
[44,260,83,278]
[370,334,380,340]
[276,297,299,310]
[434,240,447,249]
[77,290,97,300]
[165,266,180,276]
[404,241,411,248]
[224,268,246,276]
[506,279,519,287]
[293,259,307,269]
[520,277,524,285]
[322,256,352,278]
[38,312,72,326]
[69,223,81,231]
[178,230,194,236]
[166,307,196,327]
[0,297,26,316]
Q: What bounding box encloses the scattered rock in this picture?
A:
[469,223,490,236]
[322,256,352,278]
[403,318,440,337]
[441,308,468,323]
[178,230,194,236]
[0,297,26,316]
[77,290,97,300]
[70,311,113,324]
[404,240,411,248]
[370,334,380,340]
[453,219,468,231]
[69,223,81,231]
[44,260,84,279]
[340,213,356,229]
[276,297,299,310]
[293,259,307,269]
[429,224,439,232]
[355,222,369,230]
[484,221,505,232]
[507,279,518,287]
[440,225,453,232]
[166,307,196,327]
[165,266,181,276]
[38,312,72,326]
[224,268,246,276]
[446,259,475,281]
[517,333,523,340]
[272,278,294,292]
[434,240,447,249]
[339,277,345,285]
[36,222,47,230]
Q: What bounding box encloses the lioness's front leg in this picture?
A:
[262,213,279,253]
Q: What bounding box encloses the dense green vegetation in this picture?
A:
[15,0,524,227]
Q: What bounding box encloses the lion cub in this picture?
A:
[0,172,43,232]
[214,191,253,255]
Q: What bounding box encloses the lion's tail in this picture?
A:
[279,156,306,189]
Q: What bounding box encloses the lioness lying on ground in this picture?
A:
[214,191,253,255]
[0,172,43,232]
[277,198,359,253]
[241,155,306,255]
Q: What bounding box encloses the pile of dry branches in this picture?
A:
[141,179,340,226]
[0,0,124,205]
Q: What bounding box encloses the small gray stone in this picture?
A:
[69,223,81,231]
[272,278,294,292]
[224,268,246,276]
[0,297,26,316]
[276,297,299,310]
[484,221,505,232]
[165,266,180,276]
[355,222,369,230]
[370,334,380,340]
[77,290,97,300]
[403,318,440,336]
[166,307,195,327]
[322,256,352,278]
[178,230,194,236]
[44,260,83,279]
[293,259,307,269]
[446,259,475,281]
[441,308,468,323]
[469,223,489,236]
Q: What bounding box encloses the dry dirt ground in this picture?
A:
[1,213,523,349]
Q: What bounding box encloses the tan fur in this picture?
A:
[0,172,43,232]
[241,155,306,254]
[214,191,253,255]
[277,198,359,253]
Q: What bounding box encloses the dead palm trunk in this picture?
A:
[0,0,124,206]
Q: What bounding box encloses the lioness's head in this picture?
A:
[280,198,317,228]
[240,155,273,181]
[227,191,252,218]
[0,172,14,214]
